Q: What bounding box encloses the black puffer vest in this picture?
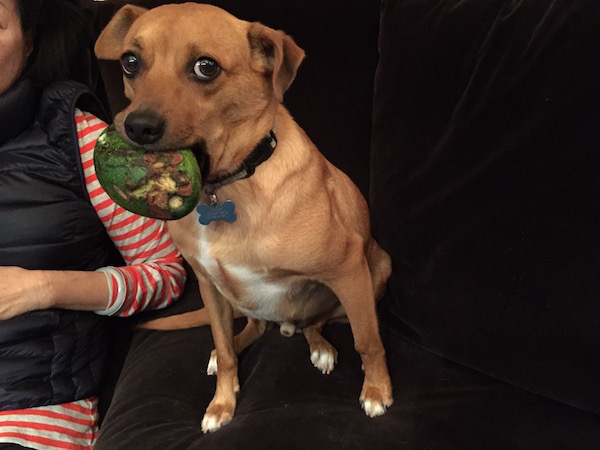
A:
[0,79,123,410]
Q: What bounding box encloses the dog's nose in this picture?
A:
[124,111,166,145]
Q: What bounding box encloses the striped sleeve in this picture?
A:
[75,109,186,317]
[0,397,98,450]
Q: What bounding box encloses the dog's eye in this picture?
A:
[121,52,141,77]
[193,57,220,81]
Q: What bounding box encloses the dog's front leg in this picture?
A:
[207,318,268,375]
[197,275,238,433]
[325,255,393,417]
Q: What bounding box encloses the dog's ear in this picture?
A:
[95,5,148,60]
[248,23,305,102]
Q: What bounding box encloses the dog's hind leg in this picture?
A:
[323,250,393,418]
[207,318,268,375]
[366,237,392,301]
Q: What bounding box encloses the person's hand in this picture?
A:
[0,266,49,320]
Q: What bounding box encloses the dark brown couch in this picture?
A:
[91,1,600,448]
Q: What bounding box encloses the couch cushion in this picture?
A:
[96,311,600,449]
[371,0,600,414]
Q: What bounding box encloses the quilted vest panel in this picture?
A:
[0,79,122,409]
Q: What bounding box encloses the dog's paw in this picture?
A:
[207,349,218,375]
[310,347,338,375]
[201,402,234,433]
[359,384,393,417]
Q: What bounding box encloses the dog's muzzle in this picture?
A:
[124,110,166,145]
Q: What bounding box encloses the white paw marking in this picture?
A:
[310,349,337,374]
[201,413,229,433]
[207,351,218,375]
[360,397,387,417]
[280,322,296,337]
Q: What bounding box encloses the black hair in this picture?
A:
[15,0,94,87]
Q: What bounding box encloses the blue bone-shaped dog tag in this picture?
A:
[196,200,237,225]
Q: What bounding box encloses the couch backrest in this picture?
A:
[371,0,600,414]
[93,0,380,197]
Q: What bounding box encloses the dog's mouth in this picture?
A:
[191,141,211,184]
[114,112,211,187]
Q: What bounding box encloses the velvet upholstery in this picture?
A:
[371,0,600,414]
[94,0,600,448]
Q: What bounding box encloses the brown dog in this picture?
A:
[95,3,393,433]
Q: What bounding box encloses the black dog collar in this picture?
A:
[203,130,277,195]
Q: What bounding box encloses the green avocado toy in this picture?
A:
[94,125,202,220]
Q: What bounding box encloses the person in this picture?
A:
[0,0,186,448]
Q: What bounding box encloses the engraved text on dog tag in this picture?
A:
[196,200,237,225]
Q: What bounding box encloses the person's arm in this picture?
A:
[0,110,186,321]
[75,109,186,317]
[0,267,109,319]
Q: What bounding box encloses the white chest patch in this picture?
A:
[196,229,219,274]
[194,230,290,322]
[224,265,289,320]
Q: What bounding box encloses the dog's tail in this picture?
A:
[138,308,211,330]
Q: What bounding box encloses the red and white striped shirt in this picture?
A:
[0,110,186,449]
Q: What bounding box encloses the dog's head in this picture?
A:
[95,3,304,174]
